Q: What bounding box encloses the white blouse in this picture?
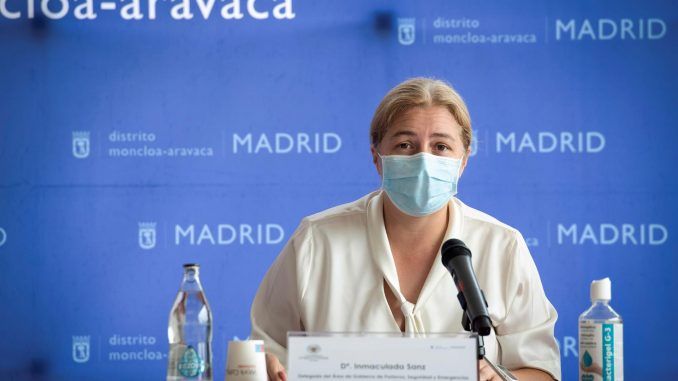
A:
[250,190,561,380]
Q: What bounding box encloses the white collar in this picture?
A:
[366,191,464,332]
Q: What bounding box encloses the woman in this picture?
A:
[250,78,561,381]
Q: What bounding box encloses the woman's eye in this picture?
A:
[436,144,450,151]
[398,142,413,150]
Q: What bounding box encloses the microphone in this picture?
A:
[441,238,493,336]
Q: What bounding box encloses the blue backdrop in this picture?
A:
[1,0,676,380]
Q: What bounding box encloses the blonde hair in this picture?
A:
[370,77,472,152]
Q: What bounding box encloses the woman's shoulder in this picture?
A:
[301,190,379,228]
[454,198,523,243]
[453,199,534,276]
[284,192,379,264]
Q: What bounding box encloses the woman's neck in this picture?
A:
[382,195,449,257]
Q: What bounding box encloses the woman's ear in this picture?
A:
[459,147,471,177]
[371,145,382,176]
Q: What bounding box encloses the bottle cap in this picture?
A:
[590,277,611,301]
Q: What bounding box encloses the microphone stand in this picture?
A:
[456,290,517,381]
[456,289,487,360]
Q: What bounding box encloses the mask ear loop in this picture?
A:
[451,154,464,197]
[373,145,384,190]
[376,151,386,190]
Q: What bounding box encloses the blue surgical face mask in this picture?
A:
[379,152,463,217]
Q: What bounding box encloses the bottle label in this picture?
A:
[579,322,623,381]
[177,345,205,378]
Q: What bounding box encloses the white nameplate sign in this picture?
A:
[288,333,478,381]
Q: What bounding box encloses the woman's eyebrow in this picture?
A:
[389,130,418,139]
[430,132,456,141]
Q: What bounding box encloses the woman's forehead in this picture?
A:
[388,106,462,138]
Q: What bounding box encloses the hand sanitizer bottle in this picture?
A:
[579,278,623,381]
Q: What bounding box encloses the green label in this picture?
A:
[177,345,205,378]
[602,324,614,381]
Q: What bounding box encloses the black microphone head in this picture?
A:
[441,238,472,266]
[474,316,493,336]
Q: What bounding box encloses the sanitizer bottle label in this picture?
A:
[579,322,623,381]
